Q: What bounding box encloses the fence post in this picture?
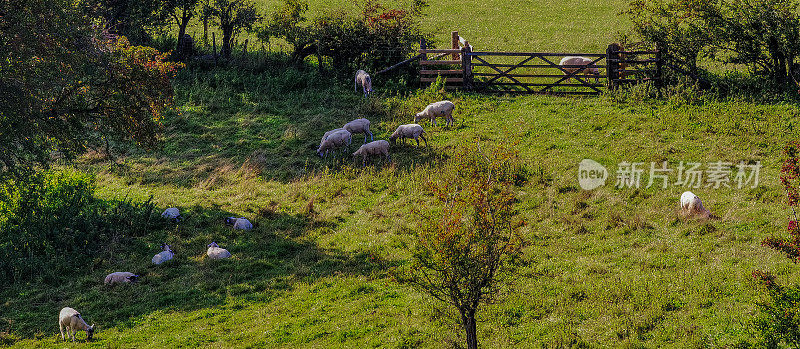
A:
[655,43,664,89]
[462,42,473,91]
[452,31,460,60]
[243,39,248,57]
[420,38,427,61]
[606,43,621,90]
[212,32,217,64]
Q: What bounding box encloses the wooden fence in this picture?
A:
[418,36,663,95]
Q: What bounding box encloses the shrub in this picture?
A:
[0,170,155,285]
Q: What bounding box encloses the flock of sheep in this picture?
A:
[55,68,700,342]
[57,207,250,342]
[317,71,455,166]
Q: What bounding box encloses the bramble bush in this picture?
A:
[753,141,800,348]
[0,170,156,285]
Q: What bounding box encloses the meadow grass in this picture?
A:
[3,59,800,347]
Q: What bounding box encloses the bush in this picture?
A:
[0,170,155,285]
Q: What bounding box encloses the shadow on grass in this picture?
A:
[1,204,391,340]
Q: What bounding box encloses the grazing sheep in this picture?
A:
[414,101,455,127]
[224,216,253,230]
[343,118,374,144]
[389,124,427,147]
[104,272,139,285]
[559,56,600,83]
[58,307,95,342]
[319,128,346,148]
[317,129,352,159]
[161,207,182,222]
[355,70,373,97]
[352,140,390,166]
[151,244,174,265]
[680,191,711,218]
[207,242,232,259]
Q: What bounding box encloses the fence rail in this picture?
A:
[418,36,663,94]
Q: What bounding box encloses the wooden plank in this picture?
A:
[617,50,659,55]
[474,73,608,78]
[613,78,661,83]
[421,70,463,75]
[485,82,605,87]
[472,63,607,69]
[468,51,606,57]
[420,49,462,54]
[421,77,464,83]
[420,60,462,65]
[608,58,659,64]
[477,89,601,95]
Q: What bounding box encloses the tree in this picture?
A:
[209,0,260,58]
[396,141,526,349]
[81,0,162,44]
[160,0,201,55]
[0,0,182,175]
[258,0,315,64]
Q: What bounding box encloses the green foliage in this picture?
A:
[81,0,163,43]
[260,0,430,72]
[0,170,155,284]
[0,0,182,176]
[209,0,261,58]
[626,0,800,85]
[753,274,800,348]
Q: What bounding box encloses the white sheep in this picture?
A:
[559,56,600,83]
[389,124,427,147]
[352,140,390,166]
[680,191,712,218]
[414,101,455,127]
[104,272,139,285]
[317,129,352,159]
[343,118,374,144]
[355,70,373,97]
[319,128,345,148]
[207,242,232,259]
[225,216,253,230]
[58,307,95,342]
[151,244,174,265]
[161,207,182,222]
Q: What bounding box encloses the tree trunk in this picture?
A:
[221,26,233,58]
[461,310,478,349]
[177,15,190,55]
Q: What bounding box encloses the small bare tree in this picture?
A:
[397,141,525,349]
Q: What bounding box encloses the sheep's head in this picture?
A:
[127,275,140,283]
[224,217,237,226]
[413,113,422,122]
[207,242,218,248]
[86,324,95,340]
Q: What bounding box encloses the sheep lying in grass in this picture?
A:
[207,242,232,259]
[355,70,373,97]
[353,140,390,166]
[317,129,352,159]
[104,272,139,285]
[389,124,427,147]
[161,207,182,222]
[225,217,253,230]
[343,118,373,144]
[58,307,95,342]
[151,244,174,265]
[680,191,712,218]
[415,101,455,127]
[559,56,600,83]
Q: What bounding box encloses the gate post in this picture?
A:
[606,43,621,90]
[655,42,664,89]
[462,42,473,91]
[452,31,460,60]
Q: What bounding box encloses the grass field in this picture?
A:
[4,1,800,348]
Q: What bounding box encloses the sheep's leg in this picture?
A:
[59,323,64,341]
[70,328,76,342]
[363,133,368,144]
[421,134,428,146]
[368,131,373,142]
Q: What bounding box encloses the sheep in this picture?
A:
[343,118,374,144]
[224,216,253,230]
[161,207,182,222]
[151,244,174,265]
[317,129,352,159]
[355,70,373,97]
[352,140,390,166]
[680,191,712,218]
[559,56,600,83]
[319,128,346,148]
[104,272,139,285]
[414,101,455,127]
[207,242,232,259]
[389,124,427,147]
[58,307,95,342]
